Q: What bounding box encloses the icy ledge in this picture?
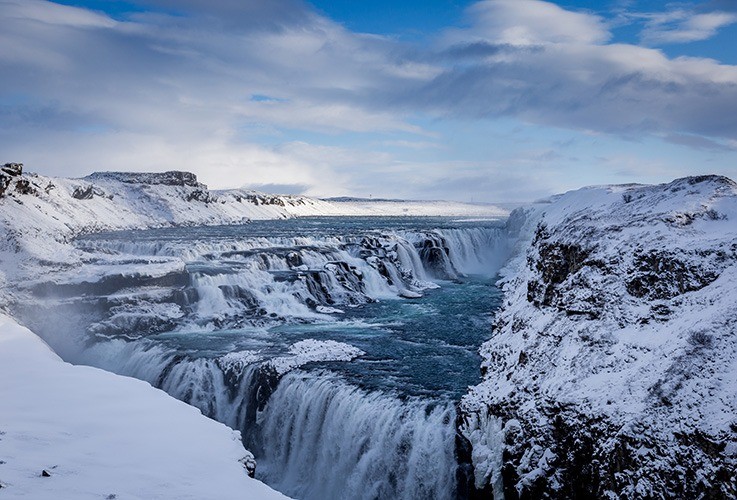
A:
[269,339,366,376]
[0,314,288,500]
[459,175,737,498]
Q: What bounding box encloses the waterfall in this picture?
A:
[76,340,459,499]
[73,225,511,333]
[257,372,457,500]
[18,219,513,500]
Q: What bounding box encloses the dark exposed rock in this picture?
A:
[239,455,257,478]
[243,193,287,206]
[72,185,94,200]
[186,189,212,203]
[417,234,461,280]
[240,192,309,207]
[0,163,24,197]
[525,227,606,318]
[626,250,719,300]
[71,185,109,200]
[0,173,10,198]
[1,163,22,176]
[41,469,51,477]
[286,251,303,268]
[14,179,37,196]
[464,402,737,500]
[455,412,494,500]
[85,171,203,188]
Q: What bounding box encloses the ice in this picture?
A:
[269,339,365,376]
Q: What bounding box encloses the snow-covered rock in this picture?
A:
[0,167,507,266]
[269,339,365,376]
[459,175,737,498]
[0,314,288,500]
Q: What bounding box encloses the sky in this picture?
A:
[1,0,736,202]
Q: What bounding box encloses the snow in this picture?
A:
[217,350,263,373]
[0,314,288,499]
[320,198,508,217]
[0,169,507,267]
[460,175,737,496]
[269,339,365,375]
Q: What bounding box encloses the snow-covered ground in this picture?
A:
[0,166,507,265]
[460,175,737,498]
[322,197,508,217]
[0,314,288,499]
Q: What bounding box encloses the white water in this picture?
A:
[258,372,457,500]
[21,219,514,500]
[79,341,459,498]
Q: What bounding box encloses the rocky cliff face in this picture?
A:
[460,175,737,498]
[86,170,204,188]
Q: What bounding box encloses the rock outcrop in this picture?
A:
[460,175,737,498]
[86,170,204,188]
[0,162,24,197]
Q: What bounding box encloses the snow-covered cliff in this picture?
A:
[459,175,737,498]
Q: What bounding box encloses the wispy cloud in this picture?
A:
[639,9,737,45]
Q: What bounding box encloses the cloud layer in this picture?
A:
[1,0,736,200]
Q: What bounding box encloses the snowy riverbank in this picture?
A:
[0,314,288,499]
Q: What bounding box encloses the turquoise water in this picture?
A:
[269,275,501,399]
[25,216,510,499]
[76,217,506,400]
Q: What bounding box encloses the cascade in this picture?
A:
[17,219,512,500]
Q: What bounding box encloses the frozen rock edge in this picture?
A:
[459,175,737,498]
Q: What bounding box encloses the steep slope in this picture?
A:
[0,314,288,500]
[460,175,737,498]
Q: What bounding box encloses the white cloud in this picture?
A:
[414,2,737,140]
[0,0,736,202]
[0,0,116,28]
[640,10,737,45]
[452,0,610,46]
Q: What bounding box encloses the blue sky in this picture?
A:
[2,0,736,201]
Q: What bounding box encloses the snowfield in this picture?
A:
[0,314,288,500]
[460,175,737,498]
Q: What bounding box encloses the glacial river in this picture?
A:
[18,217,510,499]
